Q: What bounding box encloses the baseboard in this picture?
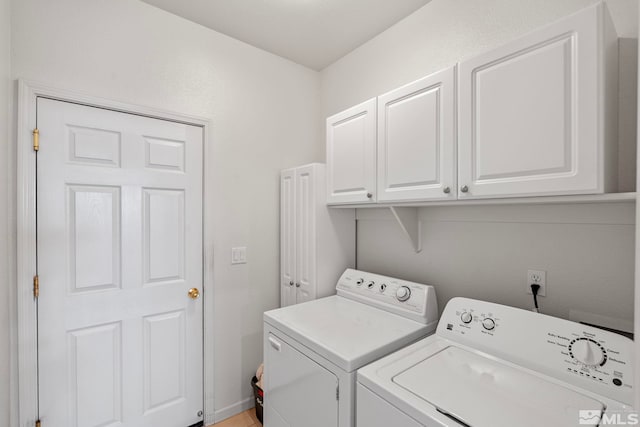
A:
[212,397,254,424]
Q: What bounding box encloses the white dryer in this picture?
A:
[263,269,438,427]
[357,297,635,427]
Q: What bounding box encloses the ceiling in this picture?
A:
[141,0,432,70]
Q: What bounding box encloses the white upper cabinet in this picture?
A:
[377,66,457,202]
[457,3,618,199]
[326,98,377,204]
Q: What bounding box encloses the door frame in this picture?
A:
[15,80,216,427]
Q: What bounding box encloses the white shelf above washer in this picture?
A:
[329,192,637,209]
[343,192,637,253]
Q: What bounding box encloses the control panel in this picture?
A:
[336,269,438,325]
[437,297,635,405]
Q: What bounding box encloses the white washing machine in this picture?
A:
[263,269,439,427]
[357,297,635,427]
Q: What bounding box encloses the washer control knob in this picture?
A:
[460,312,473,324]
[482,318,496,330]
[356,278,364,286]
[396,286,411,302]
[570,338,606,367]
[367,281,375,289]
[379,283,387,293]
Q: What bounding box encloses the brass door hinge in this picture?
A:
[35,420,41,427]
[33,275,39,298]
[33,129,39,151]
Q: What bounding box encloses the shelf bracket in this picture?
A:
[389,206,422,253]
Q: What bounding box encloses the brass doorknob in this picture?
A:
[188,288,200,299]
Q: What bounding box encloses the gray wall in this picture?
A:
[357,204,635,326]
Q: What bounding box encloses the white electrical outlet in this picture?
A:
[526,269,546,296]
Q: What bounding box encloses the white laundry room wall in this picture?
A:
[321,0,638,325]
[0,0,11,424]
[7,0,321,422]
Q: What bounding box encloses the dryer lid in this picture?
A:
[393,346,605,427]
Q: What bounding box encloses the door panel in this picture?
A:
[68,322,123,427]
[377,66,456,201]
[295,165,316,304]
[37,98,203,427]
[280,169,296,307]
[68,125,121,167]
[143,310,186,413]
[143,188,185,284]
[68,185,121,292]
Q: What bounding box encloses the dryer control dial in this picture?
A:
[460,312,473,324]
[396,286,411,302]
[569,338,606,367]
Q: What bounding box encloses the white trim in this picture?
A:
[16,80,216,426]
[635,5,640,410]
[213,397,255,423]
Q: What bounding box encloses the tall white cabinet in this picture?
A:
[280,163,355,307]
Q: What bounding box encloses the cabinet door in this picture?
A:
[280,169,296,307]
[326,98,377,204]
[377,66,456,202]
[458,4,605,199]
[295,165,317,304]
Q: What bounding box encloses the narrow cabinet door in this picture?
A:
[377,66,457,202]
[280,169,296,307]
[295,165,317,304]
[458,4,605,198]
[326,98,377,204]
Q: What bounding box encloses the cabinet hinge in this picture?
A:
[35,420,41,427]
[33,275,39,298]
[32,128,39,151]
[336,385,339,400]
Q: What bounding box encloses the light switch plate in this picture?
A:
[231,247,247,264]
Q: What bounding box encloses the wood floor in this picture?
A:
[210,408,261,427]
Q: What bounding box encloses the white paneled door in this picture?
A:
[37,98,204,427]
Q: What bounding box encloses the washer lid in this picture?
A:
[393,346,605,427]
[264,296,432,372]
